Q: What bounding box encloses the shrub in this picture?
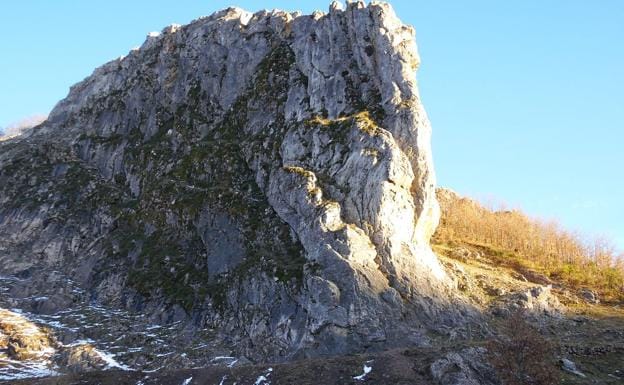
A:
[487,309,560,385]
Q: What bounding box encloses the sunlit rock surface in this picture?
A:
[0,2,468,375]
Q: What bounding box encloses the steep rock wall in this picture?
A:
[0,2,466,361]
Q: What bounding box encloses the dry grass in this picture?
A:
[306,111,381,136]
[433,189,624,302]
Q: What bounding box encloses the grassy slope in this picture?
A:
[434,188,624,303]
[434,240,624,384]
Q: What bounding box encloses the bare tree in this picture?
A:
[487,309,560,385]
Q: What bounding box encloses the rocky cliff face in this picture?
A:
[0,1,466,362]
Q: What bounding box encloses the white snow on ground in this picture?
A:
[0,359,58,381]
[148,31,161,37]
[61,339,96,347]
[210,356,238,368]
[254,368,273,385]
[94,349,133,371]
[218,375,227,385]
[142,366,164,373]
[353,363,372,381]
[181,376,193,385]
[0,275,225,380]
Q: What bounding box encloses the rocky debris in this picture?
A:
[430,347,499,385]
[0,273,251,378]
[491,285,563,318]
[0,1,465,365]
[560,358,586,377]
[442,261,473,292]
[579,288,600,304]
[517,269,553,285]
[510,271,529,282]
[54,344,109,373]
[563,343,622,356]
[449,248,484,264]
[0,272,83,316]
[0,306,133,378]
[434,236,624,384]
[475,275,506,297]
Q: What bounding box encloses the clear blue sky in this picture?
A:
[1,1,622,250]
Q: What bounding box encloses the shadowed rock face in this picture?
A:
[0,1,466,361]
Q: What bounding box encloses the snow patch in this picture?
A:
[253,368,273,385]
[181,376,193,385]
[0,360,58,381]
[61,339,95,347]
[353,363,372,381]
[94,349,132,371]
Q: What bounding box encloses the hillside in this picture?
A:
[1,2,622,384]
[434,188,624,303]
[432,188,624,384]
[7,188,624,384]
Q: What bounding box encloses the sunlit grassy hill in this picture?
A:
[433,188,624,303]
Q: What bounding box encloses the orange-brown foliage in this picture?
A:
[434,189,624,301]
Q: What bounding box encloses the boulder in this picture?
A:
[560,358,586,377]
[55,344,110,373]
[430,347,499,385]
[579,289,600,304]
[491,285,563,318]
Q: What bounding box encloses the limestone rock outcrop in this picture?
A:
[0,2,465,361]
